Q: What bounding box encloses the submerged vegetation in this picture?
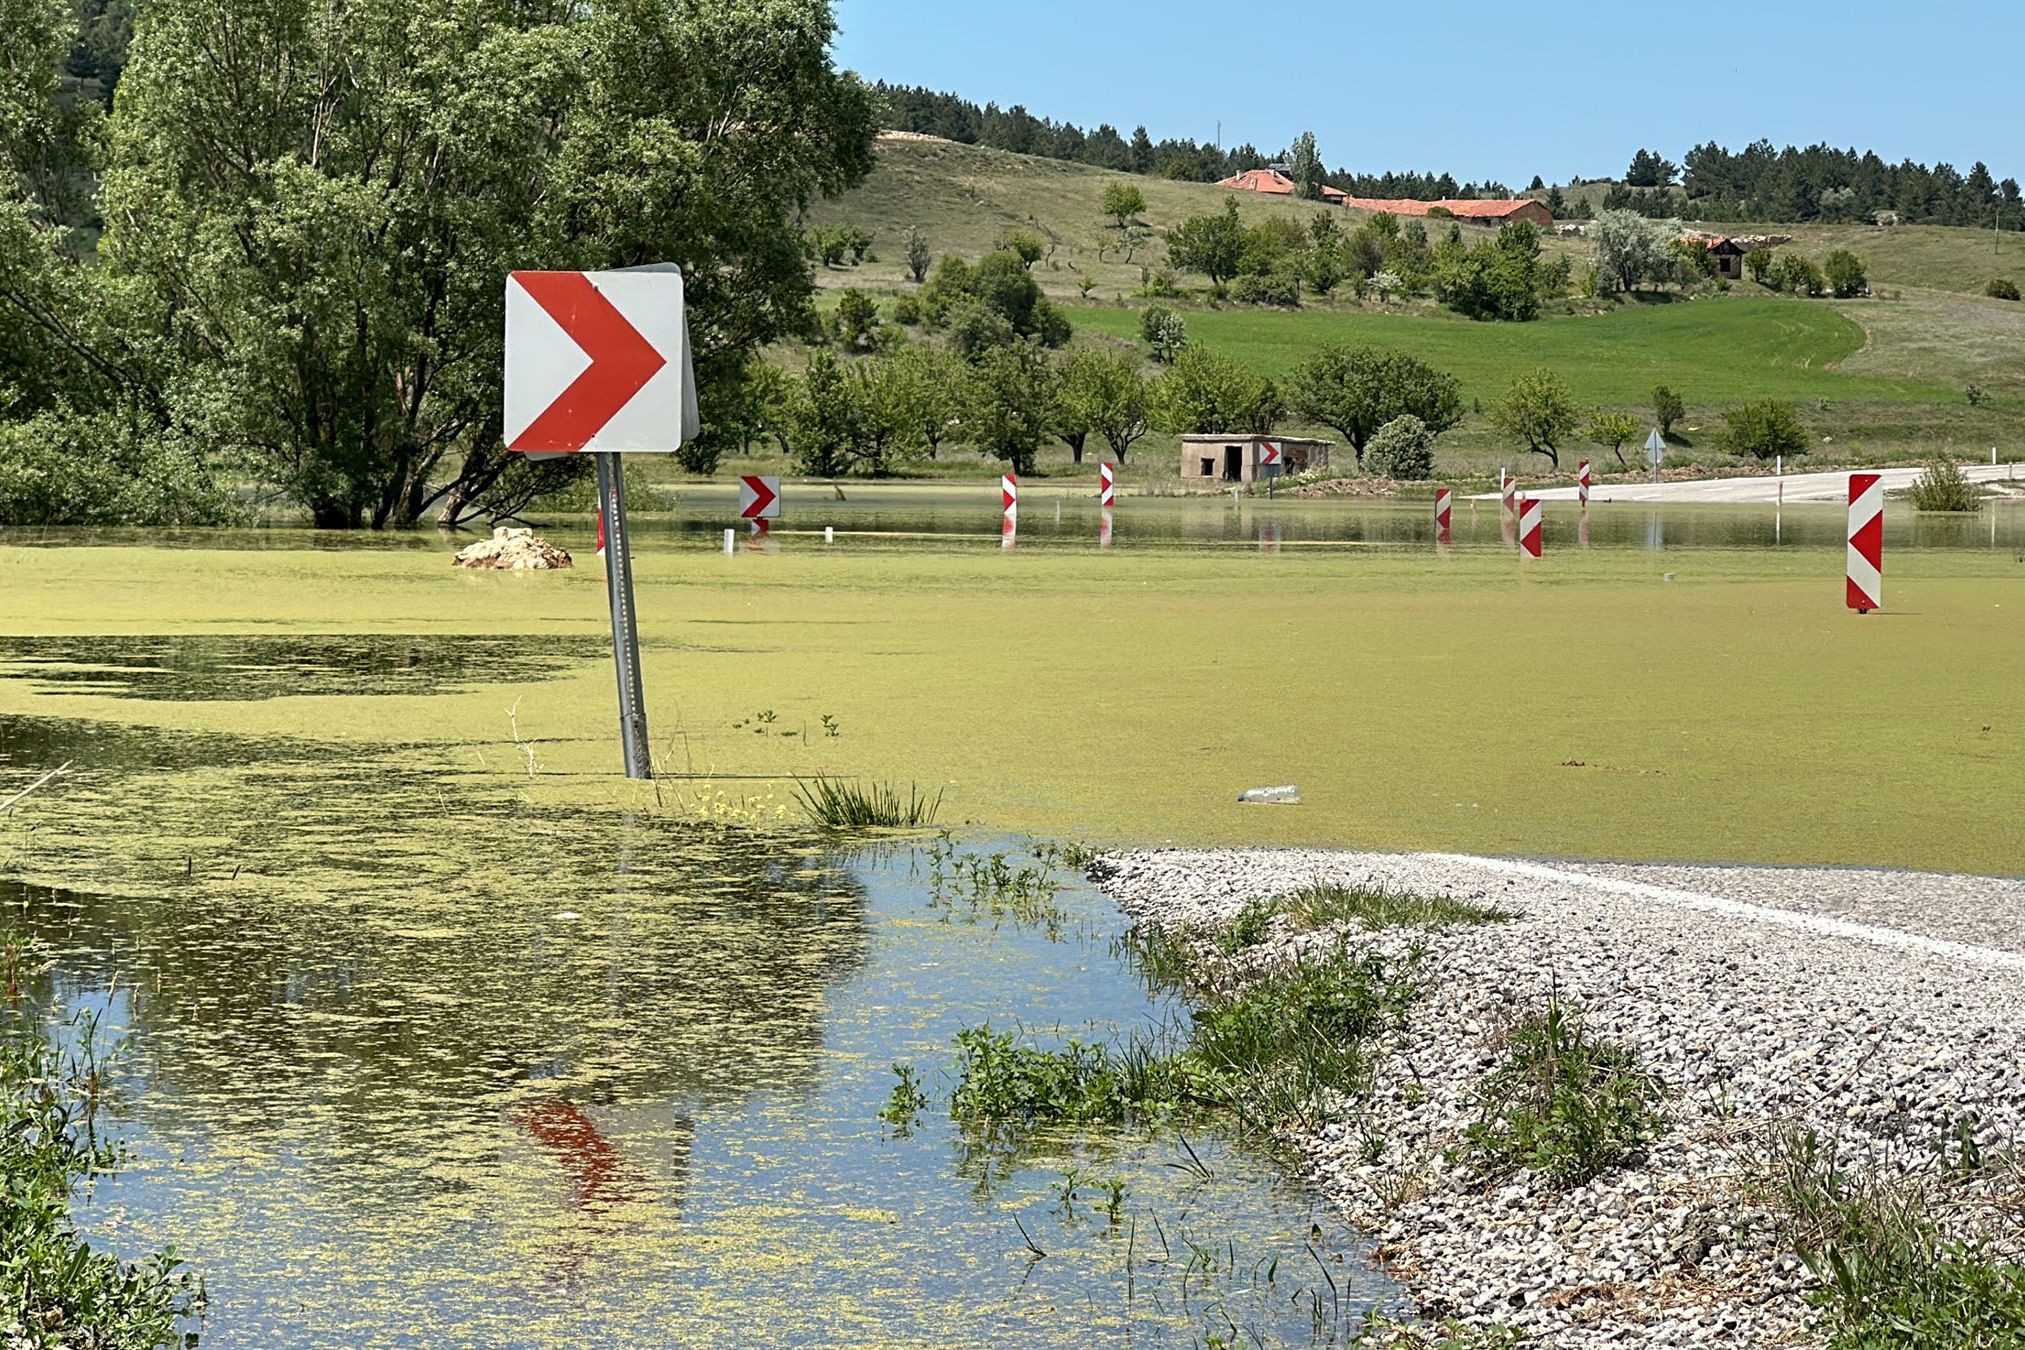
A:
[0,934,202,1347]
[1904,459,1985,512]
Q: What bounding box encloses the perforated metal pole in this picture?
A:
[595,452,652,779]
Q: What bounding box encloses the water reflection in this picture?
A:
[2,714,1384,1346]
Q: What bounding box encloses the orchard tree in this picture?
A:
[1139,306,1187,363]
[1287,345,1462,465]
[1166,198,1246,290]
[1585,409,1641,467]
[885,344,963,457]
[959,340,1058,475]
[1101,181,1146,228]
[1590,209,1675,293]
[1058,348,1150,464]
[1823,249,1867,298]
[85,0,877,527]
[1491,368,1580,467]
[1150,347,1280,435]
[1002,227,1047,269]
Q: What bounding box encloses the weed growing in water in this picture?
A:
[879,1061,928,1134]
[1459,991,1663,1186]
[791,777,942,830]
[1762,1128,2025,1347]
[923,835,1069,934]
[1903,458,1984,512]
[819,713,841,738]
[1280,882,1516,933]
[947,1026,1189,1140]
[0,983,204,1343]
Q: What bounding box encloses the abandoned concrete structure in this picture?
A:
[1179,435,1331,484]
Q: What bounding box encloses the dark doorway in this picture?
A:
[1223,445,1242,481]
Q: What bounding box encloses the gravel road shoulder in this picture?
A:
[1093,848,2025,1347]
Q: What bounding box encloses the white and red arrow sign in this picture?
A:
[739,475,781,520]
[1847,473,1883,611]
[1519,497,1543,557]
[505,269,694,453]
[1257,441,1281,467]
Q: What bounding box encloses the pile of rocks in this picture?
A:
[1093,849,2025,1347]
[452,527,573,570]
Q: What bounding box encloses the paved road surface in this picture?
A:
[1472,461,2024,504]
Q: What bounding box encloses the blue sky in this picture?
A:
[833,1,2024,185]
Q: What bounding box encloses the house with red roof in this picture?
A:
[1215,168,1347,204]
[1217,169,1553,228]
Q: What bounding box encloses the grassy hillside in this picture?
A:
[775,135,2023,480]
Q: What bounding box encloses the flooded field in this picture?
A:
[1,494,2021,1345]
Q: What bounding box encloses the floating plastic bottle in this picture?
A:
[1236,785,1301,804]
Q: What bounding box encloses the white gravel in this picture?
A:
[1092,848,2025,1348]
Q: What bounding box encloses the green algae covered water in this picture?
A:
[2,710,1385,1347]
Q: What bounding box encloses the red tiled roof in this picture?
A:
[1339,196,1544,219]
[1218,169,1298,195]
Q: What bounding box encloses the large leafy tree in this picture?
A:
[87,0,875,527]
[1058,347,1149,464]
[1287,345,1462,466]
[1490,368,1579,467]
[1150,346,1279,436]
[1165,198,1245,290]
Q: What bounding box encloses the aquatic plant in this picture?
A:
[923,837,1069,934]
[1903,458,1984,512]
[879,1061,928,1134]
[0,985,204,1345]
[791,776,942,830]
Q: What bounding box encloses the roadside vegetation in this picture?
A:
[0,932,203,1346]
[1903,458,1985,511]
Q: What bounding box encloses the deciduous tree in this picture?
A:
[1150,346,1280,435]
[1491,369,1579,467]
[1058,348,1150,464]
[1287,345,1462,465]
[1100,181,1145,228]
[1166,199,1246,290]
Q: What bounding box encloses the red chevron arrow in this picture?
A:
[510,273,667,452]
[739,475,778,519]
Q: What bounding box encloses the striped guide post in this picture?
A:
[1519,497,1543,557]
[1500,469,1517,516]
[1001,514,1017,551]
[1578,460,1591,506]
[1099,463,1116,508]
[1434,488,1452,544]
[1001,473,1018,522]
[1846,472,1883,612]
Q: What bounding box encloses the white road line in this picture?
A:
[1423,853,2025,974]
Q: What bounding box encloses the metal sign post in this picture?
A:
[504,264,697,782]
[595,453,652,778]
[1645,428,1665,482]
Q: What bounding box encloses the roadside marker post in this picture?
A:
[1099,463,1116,508]
[1519,497,1543,557]
[505,265,696,781]
[1645,428,1665,482]
[1577,460,1591,506]
[824,526,835,544]
[738,474,781,522]
[1499,469,1516,516]
[722,528,734,554]
[1001,473,1018,521]
[1847,473,1883,613]
[1099,507,1114,550]
[1434,488,1452,543]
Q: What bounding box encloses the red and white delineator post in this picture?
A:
[1099,463,1116,508]
[1519,497,1543,557]
[1577,460,1591,506]
[1434,488,1452,544]
[1846,472,1883,613]
[1001,473,1018,520]
[1500,469,1517,515]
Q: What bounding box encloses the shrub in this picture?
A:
[1460,994,1664,1187]
[902,226,931,284]
[1364,414,1436,480]
[1773,254,1826,297]
[1101,181,1146,227]
[1988,278,2021,302]
[1652,385,1685,436]
[1229,266,1302,307]
[1904,459,1983,512]
[1138,305,1188,364]
[1720,400,1808,460]
[889,293,922,326]
[831,288,882,351]
[1746,248,1774,284]
[1823,249,1868,298]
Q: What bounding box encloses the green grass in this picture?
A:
[790,775,942,829]
[1281,883,1517,933]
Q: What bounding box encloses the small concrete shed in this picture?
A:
[1179,434,1331,484]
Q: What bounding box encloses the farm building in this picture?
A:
[1337,196,1555,227]
[1215,168,1348,204]
[1179,435,1331,484]
[1682,233,1749,279]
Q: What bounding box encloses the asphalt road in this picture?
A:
[1472,461,2024,504]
